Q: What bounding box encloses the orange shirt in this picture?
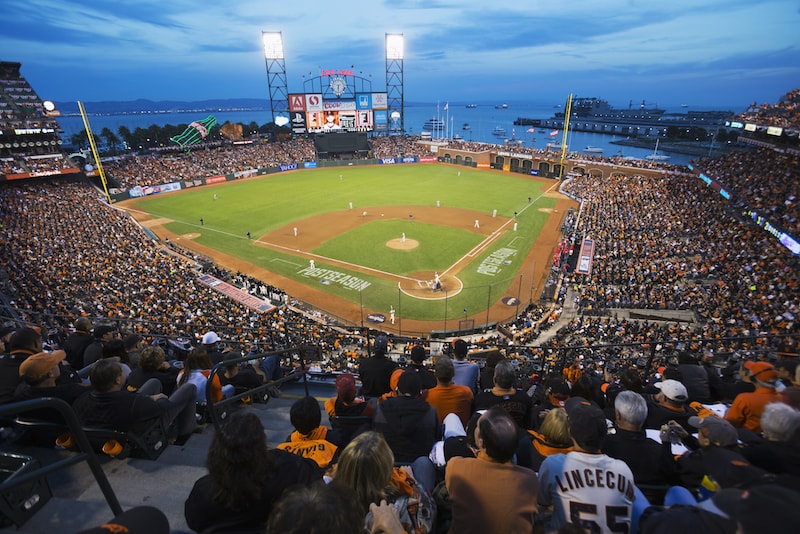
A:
[425,383,474,426]
[724,387,782,433]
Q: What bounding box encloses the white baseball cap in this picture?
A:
[201,331,220,345]
[655,379,688,402]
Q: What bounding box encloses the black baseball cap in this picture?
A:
[565,396,607,449]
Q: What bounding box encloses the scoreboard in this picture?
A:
[288,92,388,134]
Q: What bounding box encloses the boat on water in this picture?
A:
[645,138,670,161]
[453,134,464,141]
[422,117,445,131]
[491,126,507,137]
[584,146,604,154]
[462,123,471,130]
[495,103,508,109]
[465,104,478,109]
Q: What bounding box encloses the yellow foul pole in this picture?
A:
[558,93,573,179]
[78,101,112,204]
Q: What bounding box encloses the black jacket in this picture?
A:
[358,355,398,397]
[374,396,438,463]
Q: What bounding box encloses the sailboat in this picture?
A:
[645,138,670,161]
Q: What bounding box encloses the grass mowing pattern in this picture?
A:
[134,165,556,321]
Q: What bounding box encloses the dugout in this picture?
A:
[314,132,370,160]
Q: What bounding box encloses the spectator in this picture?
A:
[524,407,573,471]
[324,372,374,419]
[479,351,503,391]
[331,431,435,534]
[677,351,712,404]
[126,346,179,396]
[538,397,635,533]
[445,406,539,534]
[741,402,800,476]
[725,361,783,433]
[358,336,397,398]
[404,344,436,391]
[425,357,474,426]
[473,360,531,428]
[201,331,224,365]
[176,347,226,406]
[123,333,144,370]
[374,370,438,463]
[644,379,697,432]
[62,317,93,369]
[1,327,44,404]
[13,350,89,419]
[82,324,118,368]
[185,411,322,533]
[276,396,338,468]
[218,352,266,391]
[602,391,677,498]
[451,339,479,394]
[530,379,571,431]
[73,359,197,445]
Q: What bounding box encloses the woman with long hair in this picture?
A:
[184,411,322,533]
[176,347,224,404]
[332,431,435,534]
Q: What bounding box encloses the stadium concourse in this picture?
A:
[1,89,799,531]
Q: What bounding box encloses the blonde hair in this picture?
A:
[334,431,394,513]
[540,407,572,446]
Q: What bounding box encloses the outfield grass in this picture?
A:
[134,164,556,322]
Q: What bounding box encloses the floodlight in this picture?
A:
[386,33,404,60]
[262,32,284,60]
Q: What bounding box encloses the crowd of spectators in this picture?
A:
[693,147,799,237]
[735,88,800,131]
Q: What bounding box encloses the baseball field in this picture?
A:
[123,163,577,334]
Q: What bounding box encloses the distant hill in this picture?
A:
[55,98,271,115]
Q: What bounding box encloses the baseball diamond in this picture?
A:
[123,163,577,335]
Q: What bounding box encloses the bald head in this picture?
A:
[476,406,518,463]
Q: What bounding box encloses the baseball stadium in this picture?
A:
[0,30,799,534]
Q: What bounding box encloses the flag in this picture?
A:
[526,128,536,133]
[549,129,559,137]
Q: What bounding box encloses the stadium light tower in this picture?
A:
[262,31,289,127]
[385,33,404,135]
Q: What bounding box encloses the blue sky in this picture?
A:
[1,0,798,110]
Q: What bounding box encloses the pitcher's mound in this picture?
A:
[182,233,201,239]
[387,238,419,250]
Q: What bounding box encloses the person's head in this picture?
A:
[711,484,800,534]
[655,379,688,406]
[760,402,800,442]
[775,359,798,381]
[89,359,124,393]
[689,416,738,448]
[201,331,220,347]
[614,390,648,430]
[409,345,426,366]
[396,369,421,397]
[335,372,357,402]
[290,396,322,435]
[484,351,504,370]
[184,347,212,371]
[540,407,572,447]
[618,368,643,393]
[223,352,241,373]
[93,324,118,342]
[138,346,166,372]
[677,351,697,365]
[475,406,519,463]
[207,412,275,511]
[335,431,394,514]
[9,327,43,353]
[266,481,364,534]
[547,379,571,408]
[435,357,455,384]
[742,360,779,388]
[123,333,143,352]
[373,335,388,356]
[74,317,92,334]
[453,339,468,360]
[565,396,607,452]
[19,350,65,386]
[102,339,128,363]
[493,360,516,390]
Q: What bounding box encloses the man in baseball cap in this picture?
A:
[725,360,782,433]
[14,350,89,417]
[645,379,697,432]
[201,331,224,365]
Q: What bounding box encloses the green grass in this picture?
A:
[132,164,556,322]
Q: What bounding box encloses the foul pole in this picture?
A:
[78,101,112,203]
[558,93,573,179]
